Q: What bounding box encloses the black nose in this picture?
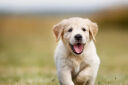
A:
[74,34,82,41]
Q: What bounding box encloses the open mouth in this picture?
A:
[70,43,84,55]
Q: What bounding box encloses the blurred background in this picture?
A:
[0,0,128,85]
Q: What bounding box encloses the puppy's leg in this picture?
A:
[76,64,99,85]
[86,70,99,85]
[58,69,74,85]
[75,66,92,85]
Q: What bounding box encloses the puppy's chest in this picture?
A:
[70,57,87,75]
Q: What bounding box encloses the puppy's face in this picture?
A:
[53,17,98,55]
[63,23,89,55]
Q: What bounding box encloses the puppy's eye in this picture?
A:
[68,28,73,32]
[82,28,86,32]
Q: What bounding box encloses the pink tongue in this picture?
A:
[73,44,83,53]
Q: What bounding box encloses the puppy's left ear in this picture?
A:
[52,23,64,42]
[89,22,98,41]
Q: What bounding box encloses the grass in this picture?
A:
[0,18,128,85]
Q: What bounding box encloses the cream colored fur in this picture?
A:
[53,17,100,85]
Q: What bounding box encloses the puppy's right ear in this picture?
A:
[52,23,64,42]
[89,22,98,42]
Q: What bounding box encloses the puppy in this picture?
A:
[52,17,100,85]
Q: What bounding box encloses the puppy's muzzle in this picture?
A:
[74,34,82,42]
[69,34,84,55]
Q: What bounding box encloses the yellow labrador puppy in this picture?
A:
[53,17,100,85]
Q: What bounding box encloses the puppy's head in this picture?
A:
[53,17,98,55]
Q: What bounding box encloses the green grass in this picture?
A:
[0,21,128,85]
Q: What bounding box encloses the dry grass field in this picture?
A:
[0,16,128,85]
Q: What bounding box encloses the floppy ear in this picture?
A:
[52,23,64,42]
[89,22,98,41]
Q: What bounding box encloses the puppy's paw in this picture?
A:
[75,73,91,85]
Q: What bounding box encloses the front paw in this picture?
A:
[76,76,85,85]
[75,74,90,85]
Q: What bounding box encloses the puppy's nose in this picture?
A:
[74,34,82,41]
